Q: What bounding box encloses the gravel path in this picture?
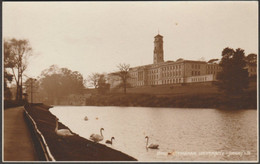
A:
[4,106,38,161]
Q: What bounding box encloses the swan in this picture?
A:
[90,128,104,142]
[55,118,74,137]
[105,137,115,145]
[145,136,159,149]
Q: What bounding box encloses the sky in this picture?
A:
[3,1,258,83]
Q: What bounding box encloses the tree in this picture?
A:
[24,78,38,103]
[112,63,131,94]
[97,74,110,94]
[4,40,14,100]
[39,65,85,104]
[87,73,100,88]
[245,53,257,66]
[216,47,249,95]
[4,38,32,101]
[4,71,13,100]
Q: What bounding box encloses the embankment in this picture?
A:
[85,90,257,109]
[24,103,137,161]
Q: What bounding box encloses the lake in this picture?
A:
[50,106,257,161]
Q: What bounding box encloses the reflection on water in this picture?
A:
[50,106,257,161]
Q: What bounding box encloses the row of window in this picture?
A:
[130,64,222,77]
[191,64,201,69]
[148,81,158,85]
[191,77,208,82]
[191,71,200,76]
[162,71,182,77]
[162,78,182,84]
[206,65,220,69]
[148,69,159,74]
[206,71,217,74]
[162,65,182,71]
[134,82,144,86]
[148,74,159,80]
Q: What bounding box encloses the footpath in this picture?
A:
[4,106,38,161]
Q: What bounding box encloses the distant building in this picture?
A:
[108,34,254,88]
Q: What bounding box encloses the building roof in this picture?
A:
[154,34,163,38]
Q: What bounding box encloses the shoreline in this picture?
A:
[51,104,257,110]
[24,103,137,161]
[84,91,257,110]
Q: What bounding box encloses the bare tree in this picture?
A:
[112,63,131,94]
[4,38,32,101]
[87,73,100,88]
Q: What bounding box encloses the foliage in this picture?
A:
[97,74,110,94]
[112,63,131,94]
[87,73,100,88]
[245,53,257,66]
[24,78,39,103]
[216,47,249,95]
[39,65,85,104]
[4,71,13,100]
[4,38,32,101]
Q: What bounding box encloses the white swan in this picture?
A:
[105,137,115,145]
[145,136,159,149]
[90,128,104,142]
[55,118,73,137]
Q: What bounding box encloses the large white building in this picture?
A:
[108,34,254,88]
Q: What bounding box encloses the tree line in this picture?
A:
[3,38,130,105]
[3,37,257,106]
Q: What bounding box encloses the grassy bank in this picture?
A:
[24,104,137,161]
[85,90,257,109]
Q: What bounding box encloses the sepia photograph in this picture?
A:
[2,1,258,162]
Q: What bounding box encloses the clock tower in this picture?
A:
[153,34,164,64]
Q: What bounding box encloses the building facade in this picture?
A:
[108,34,254,88]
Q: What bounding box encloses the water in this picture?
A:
[50,106,257,161]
